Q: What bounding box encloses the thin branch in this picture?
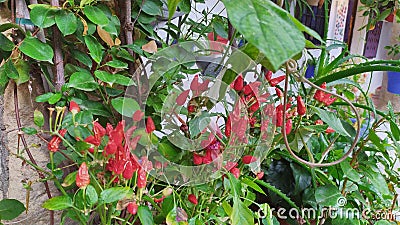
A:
[51,0,64,92]
[13,82,54,225]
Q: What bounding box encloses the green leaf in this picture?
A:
[141,0,163,16]
[138,205,155,225]
[111,97,140,117]
[22,127,37,135]
[42,196,73,210]
[390,121,400,141]
[34,109,44,127]
[105,60,128,69]
[0,199,26,220]
[36,92,54,103]
[340,160,360,182]
[167,0,182,20]
[189,113,211,137]
[84,35,104,64]
[241,177,265,194]
[48,92,62,104]
[14,60,30,85]
[158,142,180,161]
[4,60,18,79]
[0,65,9,95]
[85,185,98,206]
[78,100,112,117]
[61,171,77,187]
[83,5,109,25]
[68,71,98,91]
[29,4,57,28]
[99,187,130,204]
[55,10,78,36]
[19,36,54,62]
[71,50,92,68]
[315,184,342,207]
[231,197,254,225]
[0,33,14,51]
[166,207,188,225]
[310,106,351,137]
[223,0,305,71]
[374,220,392,225]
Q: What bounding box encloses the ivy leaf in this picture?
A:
[19,36,54,63]
[0,199,26,220]
[84,35,104,64]
[29,4,57,28]
[55,10,77,36]
[223,0,305,71]
[42,196,73,210]
[68,71,98,91]
[84,5,109,25]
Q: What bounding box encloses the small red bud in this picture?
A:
[188,194,198,205]
[146,116,156,134]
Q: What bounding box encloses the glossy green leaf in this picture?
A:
[4,60,18,79]
[241,177,265,194]
[42,196,73,210]
[111,97,140,117]
[14,60,30,85]
[71,50,92,68]
[0,199,26,220]
[76,99,112,117]
[68,71,98,91]
[36,92,54,103]
[0,33,14,51]
[19,36,54,62]
[48,92,62,104]
[84,5,109,25]
[167,0,182,20]
[310,106,351,137]
[85,185,98,206]
[55,10,78,36]
[22,127,37,135]
[315,184,342,207]
[138,205,155,225]
[142,0,163,16]
[61,171,77,187]
[0,65,10,95]
[34,109,44,127]
[84,35,104,64]
[29,4,57,28]
[99,187,130,204]
[231,197,254,225]
[105,60,128,69]
[223,0,305,71]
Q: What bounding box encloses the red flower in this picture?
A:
[314,82,337,106]
[127,202,138,215]
[76,162,90,188]
[122,161,135,180]
[249,101,260,112]
[69,101,80,114]
[325,127,335,134]
[268,76,285,87]
[132,110,144,122]
[275,88,283,98]
[230,167,240,179]
[265,70,273,81]
[296,96,306,116]
[137,168,147,188]
[315,120,324,125]
[188,194,198,205]
[275,104,284,127]
[154,196,166,203]
[285,119,293,134]
[176,90,190,106]
[193,153,203,165]
[242,155,257,164]
[47,129,67,152]
[257,171,264,180]
[146,116,156,134]
[233,75,244,92]
[225,116,231,137]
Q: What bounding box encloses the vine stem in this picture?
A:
[281,59,361,168]
[13,82,54,225]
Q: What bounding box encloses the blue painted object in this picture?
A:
[305,65,315,78]
[387,71,400,94]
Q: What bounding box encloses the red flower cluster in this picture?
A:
[85,121,106,146]
[193,136,223,166]
[314,82,337,106]
[48,129,67,152]
[275,104,294,134]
